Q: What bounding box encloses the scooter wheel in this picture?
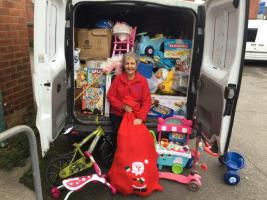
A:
[224,170,240,185]
[188,180,200,192]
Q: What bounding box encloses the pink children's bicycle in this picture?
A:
[50,151,116,200]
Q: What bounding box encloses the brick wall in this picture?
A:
[26,0,33,46]
[0,0,34,127]
[249,0,260,19]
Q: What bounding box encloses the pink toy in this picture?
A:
[159,172,201,191]
[157,116,192,143]
[112,23,137,56]
[101,54,123,75]
[50,151,116,200]
[156,116,204,191]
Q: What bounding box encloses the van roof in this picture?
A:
[72,0,199,11]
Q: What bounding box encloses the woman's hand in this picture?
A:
[124,105,133,112]
[134,118,143,125]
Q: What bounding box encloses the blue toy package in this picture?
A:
[164,39,192,59]
[137,62,154,78]
[148,104,174,118]
[153,50,175,70]
[136,34,165,55]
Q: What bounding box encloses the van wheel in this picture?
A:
[99,136,114,169]
[45,153,72,187]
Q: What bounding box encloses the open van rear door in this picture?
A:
[195,0,248,155]
[33,0,67,156]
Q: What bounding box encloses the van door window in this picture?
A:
[247,28,257,42]
[46,3,57,58]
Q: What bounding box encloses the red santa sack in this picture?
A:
[108,112,163,196]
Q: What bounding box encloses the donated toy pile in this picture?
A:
[47,20,246,199]
[74,20,190,117]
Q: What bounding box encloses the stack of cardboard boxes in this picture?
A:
[76,28,113,116]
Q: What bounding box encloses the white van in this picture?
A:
[33,0,249,157]
[245,19,267,61]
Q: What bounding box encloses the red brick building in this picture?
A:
[249,0,260,19]
[0,0,34,127]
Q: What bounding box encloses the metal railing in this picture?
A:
[0,125,43,200]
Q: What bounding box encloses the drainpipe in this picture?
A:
[0,91,7,148]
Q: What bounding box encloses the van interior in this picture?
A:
[72,2,196,126]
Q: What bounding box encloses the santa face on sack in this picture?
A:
[125,160,149,192]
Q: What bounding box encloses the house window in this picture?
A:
[247,28,257,42]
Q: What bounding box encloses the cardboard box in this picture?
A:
[77,29,112,60]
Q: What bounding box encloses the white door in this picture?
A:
[33,0,67,156]
[195,0,248,155]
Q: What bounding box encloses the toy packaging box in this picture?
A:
[82,67,106,115]
[76,64,88,88]
[150,94,187,117]
[164,39,192,59]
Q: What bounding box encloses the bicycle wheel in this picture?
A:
[99,137,114,168]
[45,153,72,187]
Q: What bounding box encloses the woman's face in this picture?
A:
[124,57,137,76]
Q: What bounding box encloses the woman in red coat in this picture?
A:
[107,52,152,149]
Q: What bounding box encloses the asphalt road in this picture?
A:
[1,62,267,200]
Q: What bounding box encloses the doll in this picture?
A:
[147,68,169,94]
[172,58,190,94]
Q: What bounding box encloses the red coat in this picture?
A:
[107,72,151,121]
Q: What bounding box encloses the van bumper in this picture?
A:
[245,52,267,61]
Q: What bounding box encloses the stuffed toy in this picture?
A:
[158,68,176,95]
[101,55,123,75]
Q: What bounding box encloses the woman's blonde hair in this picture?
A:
[122,52,139,71]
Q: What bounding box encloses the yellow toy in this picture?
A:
[158,68,176,95]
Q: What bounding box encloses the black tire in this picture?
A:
[188,180,200,192]
[99,137,114,169]
[45,153,73,187]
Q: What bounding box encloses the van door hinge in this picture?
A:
[223,84,237,116]
[65,0,73,20]
[233,0,239,9]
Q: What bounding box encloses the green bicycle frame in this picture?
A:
[59,122,105,179]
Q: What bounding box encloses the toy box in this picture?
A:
[82,67,106,115]
[151,94,187,117]
[76,64,87,88]
[164,39,192,59]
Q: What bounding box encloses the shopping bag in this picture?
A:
[108,112,163,196]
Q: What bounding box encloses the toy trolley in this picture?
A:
[156,116,202,191]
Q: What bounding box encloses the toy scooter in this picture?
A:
[156,116,205,191]
[50,151,116,200]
